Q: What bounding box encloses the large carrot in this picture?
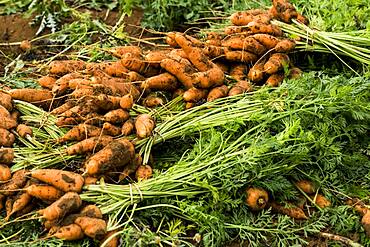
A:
[38,76,56,89]
[222,36,267,55]
[264,53,290,74]
[52,223,85,240]
[38,192,82,221]
[85,139,135,176]
[0,128,15,147]
[119,94,134,110]
[192,65,225,88]
[65,136,114,156]
[9,89,53,103]
[49,60,86,75]
[30,169,84,193]
[141,73,178,92]
[104,109,130,125]
[160,58,196,89]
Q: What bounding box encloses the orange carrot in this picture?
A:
[135,165,153,181]
[183,88,208,102]
[0,128,15,147]
[75,216,107,240]
[102,122,122,136]
[120,94,134,110]
[288,67,302,79]
[121,119,135,136]
[101,78,141,99]
[100,230,120,247]
[160,58,196,89]
[0,164,11,181]
[49,60,86,75]
[185,102,196,109]
[141,73,178,92]
[86,61,129,77]
[9,88,53,103]
[252,34,280,50]
[0,148,14,164]
[104,109,130,125]
[143,95,166,108]
[135,114,155,139]
[230,9,270,25]
[0,116,17,130]
[84,176,98,186]
[128,71,145,82]
[246,22,283,36]
[10,110,20,121]
[222,36,266,55]
[119,154,142,181]
[52,73,84,95]
[26,184,64,202]
[228,80,253,96]
[0,170,27,196]
[362,211,370,237]
[294,180,316,194]
[80,204,103,219]
[310,194,331,209]
[248,61,266,82]
[0,91,13,111]
[274,39,296,53]
[85,139,135,176]
[53,223,85,240]
[266,73,285,87]
[5,192,32,221]
[203,46,228,58]
[207,85,229,102]
[51,101,76,115]
[144,50,169,66]
[214,62,229,73]
[245,187,269,211]
[38,192,82,221]
[230,63,248,81]
[30,169,84,193]
[193,65,225,89]
[264,53,290,74]
[108,46,142,58]
[57,124,102,143]
[269,201,308,220]
[55,117,80,127]
[16,124,33,138]
[120,54,151,75]
[38,76,56,89]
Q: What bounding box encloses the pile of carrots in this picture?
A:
[1,0,344,244]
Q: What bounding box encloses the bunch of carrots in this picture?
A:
[0,0,325,244]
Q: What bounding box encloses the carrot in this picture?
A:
[193,65,225,89]
[26,184,64,202]
[135,165,153,181]
[214,62,229,73]
[102,122,122,137]
[264,53,290,74]
[346,198,369,216]
[9,88,53,103]
[55,117,80,127]
[228,80,253,96]
[53,223,85,240]
[0,170,27,196]
[245,187,269,211]
[310,194,331,209]
[60,101,99,118]
[270,201,308,220]
[16,124,33,138]
[0,164,11,181]
[288,67,302,79]
[169,49,188,59]
[143,95,166,108]
[0,116,17,130]
[274,39,296,53]
[85,139,135,176]
[183,88,208,102]
[224,50,258,63]
[38,76,56,89]
[93,94,122,112]
[104,109,130,125]
[119,154,142,181]
[75,216,107,240]
[128,71,145,82]
[51,101,76,115]
[49,60,86,75]
[224,26,253,35]
[160,58,196,89]
[166,32,179,47]
[206,32,223,41]
[121,119,135,136]
[230,64,248,80]
[252,34,280,50]
[0,128,15,147]
[101,78,140,99]
[52,73,84,95]
[57,124,102,143]
[246,22,283,36]
[0,105,11,119]
[70,88,94,99]
[206,39,222,46]
[141,73,178,92]
[266,73,285,87]
[108,46,142,58]
[174,33,211,72]
[135,114,155,139]
[222,36,267,55]
[248,62,265,82]
[68,78,96,90]
[5,192,32,221]
[0,148,14,164]
[144,50,169,66]
[294,180,316,194]
[0,194,4,210]
[120,94,134,110]
[15,199,35,217]
[80,204,103,219]
[296,13,309,25]
[10,110,20,121]
[5,196,13,220]
[30,169,84,193]
[84,176,98,186]
[38,192,82,221]
[120,54,151,75]
[0,91,13,111]
[230,12,271,26]
[207,85,229,102]
[172,88,185,98]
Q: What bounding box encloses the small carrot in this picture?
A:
[295,180,316,194]
[30,169,84,193]
[38,192,82,221]
[265,73,285,87]
[274,39,296,53]
[121,119,135,136]
[207,85,229,102]
[310,194,331,209]
[0,164,11,181]
[0,116,17,130]
[288,67,302,79]
[224,50,258,63]
[135,114,155,139]
[230,64,248,81]
[120,94,134,110]
[104,109,130,125]
[57,124,102,143]
[80,204,103,219]
[38,76,56,89]
[0,170,27,196]
[16,124,33,138]
[84,176,98,186]
[135,165,153,181]
[143,95,166,108]
[119,154,142,181]
[0,148,15,164]
[128,71,145,82]
[183,88,208,102]
[51,101,76,115]
[0,128,15,147]
[228,80,253,96]
[102,122,122,137]
[141,73,178,92]
[248,61,266,82]
[75,216,107,240]
[263,53,290,74]
[108,46,142,58]
[245,187,269,211]
[5,192,32,221]
[269,201,308,220]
